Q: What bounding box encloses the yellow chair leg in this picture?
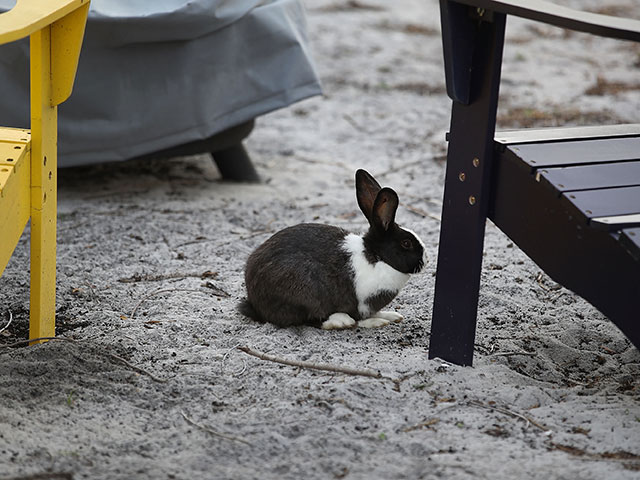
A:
[29,26,58,343]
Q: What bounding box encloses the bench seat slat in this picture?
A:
[496,124,640,145]
[592,214,640,231]
[563,185,640,220]
[538,160,640,195]
[508,137,640,170]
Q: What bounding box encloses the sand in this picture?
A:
[1,0,639,479]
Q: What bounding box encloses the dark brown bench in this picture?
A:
[428,0,640,365]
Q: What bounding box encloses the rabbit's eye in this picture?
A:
[400,239,412,250]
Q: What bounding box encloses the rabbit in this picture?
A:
[238,169,427,329]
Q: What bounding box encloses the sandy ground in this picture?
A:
[1,0,640,479]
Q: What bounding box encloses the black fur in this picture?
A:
[363,223,425,275]
[237,299,262,322]
[365,290,398,315]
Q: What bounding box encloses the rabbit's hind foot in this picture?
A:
[322,313,357,330]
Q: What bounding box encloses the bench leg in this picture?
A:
[429,4,506,366]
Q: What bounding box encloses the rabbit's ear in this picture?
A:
[372,188,398,232]
[356,169,382,223]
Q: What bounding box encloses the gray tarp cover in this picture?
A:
[0,0,321,166]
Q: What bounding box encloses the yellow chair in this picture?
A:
[0,0,89,343]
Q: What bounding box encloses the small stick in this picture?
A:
[377,158,432,178]
[118,271,216,283]
[469,400,550,432]
[402,203,441,222]
[181,410,251,446]
[536,272,552,292]
[0,336,166,383]
[401,418,439,432]
[343,113,368,133]
[130,287,228,318]
[0,310,13,334]
[221,343,247,376]
[107,353,167,383]
[536,272,562,293]
[492,351,536,357]
[238,345,389,381]
[296,155,352,172]
[173,239,211,248]
[237,229,275,240]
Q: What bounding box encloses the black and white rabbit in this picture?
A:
[239,169,427,329]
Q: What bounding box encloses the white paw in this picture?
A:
[358,317,391,329]
[376,311,403,323]
[322,313,357,330]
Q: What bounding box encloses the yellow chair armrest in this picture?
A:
[0,0,88,45]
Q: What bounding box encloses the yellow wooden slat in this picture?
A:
[0,148,30,276]
[29,27,58,342]
[0,0,88,46]
[0,127,30,144]
[0,141,29,194]
[0,138,29,167]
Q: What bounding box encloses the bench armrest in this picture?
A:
[0,0,88,45]
[454,0,640,42]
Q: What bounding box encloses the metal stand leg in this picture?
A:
[212,143,260,182]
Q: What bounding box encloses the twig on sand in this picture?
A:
[377,158,434,178]
[181,410,252,446]
[343,113,368,133]
[548,442,640,466]
[107,352,168,383]
[118,271,217,283]
[130,287,229,318]
[0,310,13,335]
[402,203,441,222]
[296,155,352,172]
[173,238,212,248]
[401,418,440,432]
[491,350,536,357]
[0,335,167,383]
[536,272,552,292]
[221,343,247,376]
[468,400,551,433]
[236,228,275,241]
[237,345,399,387]
[536,272,562,293]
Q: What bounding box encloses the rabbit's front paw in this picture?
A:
[358,317,391,328]
[376,311,403,323]
[322,313,357,330]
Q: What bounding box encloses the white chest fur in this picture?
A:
[342,234,409,317]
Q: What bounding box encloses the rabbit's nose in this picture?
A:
[413,248,428,274]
